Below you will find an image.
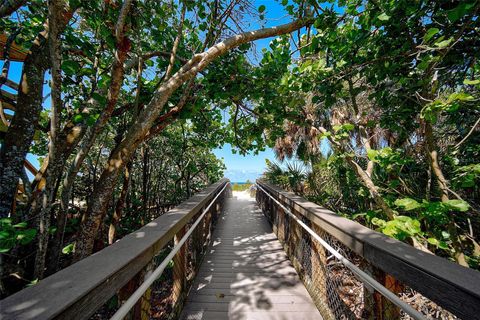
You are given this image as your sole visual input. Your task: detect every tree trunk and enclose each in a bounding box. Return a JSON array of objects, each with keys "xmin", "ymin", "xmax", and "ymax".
[
  {"xmin": 346, "ymin": 157, "xmax": 396, "ymax": 220},
  {"xmin": 141, "ymin": 145, "xmax": 149, "ymax": 218},
  {"xmin": 423, "ymin": 120, "xmax": 468, "ymax": 266},
  {"xmin": 108, "ymin": 161, "xmax": 132, "ymax": 244},
  {"xmin": 72, "ymin": 18, "xmax": 314, "ymax": 261},
  {"xmin": 424, "ymin": 121, "xmax": 449, "ymax": 201},
  {"xmin": 0, "ymin": 51, "xmax": 48, "ymax": 217},
  {"xmin": 0, "ymin": 4, "xmax": 74, "ymax": 218}
]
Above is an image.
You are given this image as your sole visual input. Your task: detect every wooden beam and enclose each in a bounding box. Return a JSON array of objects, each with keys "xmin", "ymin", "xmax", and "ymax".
[
  {"xmin": 1, "ymin": 89, "xmax": 17, "ymax": 101},
  {"xmin": 2, "ymin": 78, "xmax": 19, "ymax": 90},
  {"xmin": 24, "ymin": 159, "xmax": 38, "ymax": 176},
  {"xmin": 0, "ymin": 33, "xmax": 28, "ymax": 62},
  {"xmin": 0, "ymin": 179, "xmax": 229, "ymax": 320},
  {"xmin": 256, "ymin": 180, "xmax": 480, "ymax": 320}
]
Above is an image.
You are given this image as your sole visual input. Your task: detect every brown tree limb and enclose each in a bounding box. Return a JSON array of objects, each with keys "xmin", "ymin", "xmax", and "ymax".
[
  {"xmin": 164, "ymin": 4, "xmax": 186, "ymax": 81},
  {"xmin": 33, "ymin": 0, "xmax": 67, "ymax": 279},
  {"xmin": 0, "ymin": 1, "xmax": 75, "ymax": 217},
  {"xmin": 73, "ymin": 17, "xmax": 315, "ymax": 260},
  {"xmin": 0, "ymin": 0, "xmax": 27, "ymax": 18}
]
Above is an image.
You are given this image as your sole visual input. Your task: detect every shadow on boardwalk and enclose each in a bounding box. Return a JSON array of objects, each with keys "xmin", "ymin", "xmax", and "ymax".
[{"xmin": 180, "ymin": 192, "xmax": 322, "ymax": 320}]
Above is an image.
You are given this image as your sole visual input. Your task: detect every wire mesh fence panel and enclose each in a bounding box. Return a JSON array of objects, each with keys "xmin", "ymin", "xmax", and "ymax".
[
  {"xmin": 88, "ymin": 187, "xmax": 227, "ymax": 320},
  {"xmin": 257, "ymin": 186, "xmax": 462, "ymax": 320}
]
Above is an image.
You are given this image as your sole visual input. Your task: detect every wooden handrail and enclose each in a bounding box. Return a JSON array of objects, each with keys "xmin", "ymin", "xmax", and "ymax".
[
  {"xmin": 0, "ymin": 178, "xmax": 229, "ymax": 320},
  {"xmin": 256, "ymin": 180, "xmax": 480, "ymax": 320}
]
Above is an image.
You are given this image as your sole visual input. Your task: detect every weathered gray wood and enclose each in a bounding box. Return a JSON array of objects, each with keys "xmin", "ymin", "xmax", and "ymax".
[
  {"xmin": 257, "ymin": 180, "xmax": 480, "ymax": 320},
  {"xmin": 180, "ymin": 193, "xmax": 322, "ymax": 320},
  {"xmin": 364, "ymin": 241, "xmax": 480, "ymax": 320},
  {"xmin": 182, "ymin": 310, "xmax": 321, "ymax": 320},
  {"xmin": 0, "ymin": 89, "xmax": 16, "ymax": 101},
  {"xmin": 258, "ymin": 181, "xmax": 370, "ymax": 255},
  {"xmin": 3, "ymin": 78, "xmax": 19, "ymax": 90},
  {"xmin": 0, "ymin": 179, "xmax": 229, "ymax": 320}
]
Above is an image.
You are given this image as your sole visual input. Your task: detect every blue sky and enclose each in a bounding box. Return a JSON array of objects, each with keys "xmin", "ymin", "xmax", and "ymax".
[
  {"xmin": 2, "ymin": 1, "xmax": 294, "ymax": 182},
  {"xmin": 215, "ymin": 0, "xmax": 292, "ymax": 182}
]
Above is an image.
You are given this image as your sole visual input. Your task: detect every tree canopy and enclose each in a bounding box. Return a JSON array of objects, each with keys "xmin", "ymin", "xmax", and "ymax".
[{"xmin": 0, "ymin": 0, "xmax": 479, "ymax": 300}]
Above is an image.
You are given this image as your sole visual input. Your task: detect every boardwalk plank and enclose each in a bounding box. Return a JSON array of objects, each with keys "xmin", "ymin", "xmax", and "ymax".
[{"xmin": 180, "ymin": 192, "xmax": 322, "ymax": 320}]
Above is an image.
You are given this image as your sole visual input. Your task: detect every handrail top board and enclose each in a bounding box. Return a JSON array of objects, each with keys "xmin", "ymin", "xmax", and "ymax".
[
  {"xmin": 0, "ymin": 178, "xmax": 229, "ymax": 320},
  {"xmin": 257, "ymin": 179, "xmax": 480, "ymax": 319}
]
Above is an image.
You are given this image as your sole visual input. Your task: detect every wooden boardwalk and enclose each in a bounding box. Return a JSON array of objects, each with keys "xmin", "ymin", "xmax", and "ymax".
[{"xmin": 180, "ymin": 191, "xmax": 322, "ymax": 320}]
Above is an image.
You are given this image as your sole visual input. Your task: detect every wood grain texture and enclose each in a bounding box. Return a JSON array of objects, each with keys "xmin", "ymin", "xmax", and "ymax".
[
  {"xmin": 180, "ymin": 193, "xmax": 322, "ymax": 320},
  {"xmin": 257, "ymin": 180, "xmax": 480, "ymax": 320},
  {"xmin": 0, "ymin": 179, "xmax": 229, "ymax": 320}
]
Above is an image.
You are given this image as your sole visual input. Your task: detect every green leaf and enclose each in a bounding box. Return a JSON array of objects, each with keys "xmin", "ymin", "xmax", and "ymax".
[
  {"xmin": 0, "ymin": 231, "xmax": 11, "ymax": 239},
  {"xmin": 26, "ymin": 279, "xmax": 39, "ymax": 287},
  {"xmin": 394, "ymin": 198, "xmax": 421, "ymax": 211},
  {"xmin": 423, "ymin": 28, "xmax": 439, "ymax": 42},
  {"xmin": 448, "ymin": 92, "xmax": 474, "ymax": 102},
  {"xmin": 378, "ymin": 13, "xmax": 390, "ymax": 21},
  {"xmin": 464, "ymin": 79, "xmax": 480, "ymax": 85},
  {"xmin": 371, "ymin": 217, "xmax": 386, "ymax": 228},
  {"xmin": 92, "ymin": 92, "xmax": 107, "ymax": 106},
  {"xmin": 434, "ymin": 38, "xmax": 453, "ymax": 48},
  {"xmin": 404, "ymin": 218, "xmax": 421, "ymax": 234},
  {"xmin": 0, "ymin": 246, "xmax": 14, "ymax": 253},
  {"xmin": 72, "ymin": 114, "xmax": 84, "ymax": 124},
  {"xmin": 367, "ymin": 149, "xmax": 378, "ymax": 161},
  {"xmin": 427, "ymin": 237, "xmax": 439, "ymax": 245},
  {"xmin": 61, "ymin": 60, "xmax": 80, "ymax": 76},
  {"xmin": 438, "ymin": 241, "xmax": 449, "ymax": 250},
  {"xmin": 16, "ymin": 229, "xmax": 37, "ymax": 245},
  {"xmin": 86, "ymin": 114, "xmax": 99, "ymax": 126},
  {"xmin": 0, "ymin": 218, "xmax": 12, "ymax": 226},
  {"xmin": 443, "ymin": 199, "xmax": 470, "ymax": 212},
  {"xmin": 13, "ymin": 222, "xmax": 27, "ymax": 228},
  {"xmin": 258, "ymin": 5, "xmax": 266, "ymax": 13},
  {"xmin": 447, "ymin": 2, "xmax": 475, "ymax": 23},
  {"xmin": 62, "ymin": 243, "xmax": 75, "ymax": 254}
]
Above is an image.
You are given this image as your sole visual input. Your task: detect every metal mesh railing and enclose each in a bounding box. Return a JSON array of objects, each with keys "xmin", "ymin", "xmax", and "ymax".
[
  {"xmin": 89, "ymin": 182, "xmax": 229, "ymax": 320},
  {"xmin": 256, "ymin": 183, "xmax": 459, "ymax": 320}
]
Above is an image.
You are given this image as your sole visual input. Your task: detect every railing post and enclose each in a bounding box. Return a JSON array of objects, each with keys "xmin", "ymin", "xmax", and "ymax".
[
  {"xmin": 203, "ymin": 203, "xmax": 212, "ymax": 249},
  {"xmin": 275, "ymin": 202, "xmax": 283, "ymax": 241},
  {"xmin": 172, "ymin": 225, "xmax": 187, "ymax": 314},
  {"xmin": 118, "ymin": 268, "xmax": 150, "ymax": 320},
  {"xmin": 139, "ymin": 262, "xmax": 154, "ymax": 320},
  {"xmin": 310, "ymin": 224, "xmax": 336, "ymax": 320},
  {"xmin": 363, "ymin": 266, "xmax": 402, "ymax": 319}
]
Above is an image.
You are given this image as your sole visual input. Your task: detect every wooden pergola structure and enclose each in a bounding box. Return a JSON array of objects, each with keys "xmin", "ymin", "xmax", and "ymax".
[{"xmin": 1, "ymin": 33, "xmax": 38, "ymax": 205}]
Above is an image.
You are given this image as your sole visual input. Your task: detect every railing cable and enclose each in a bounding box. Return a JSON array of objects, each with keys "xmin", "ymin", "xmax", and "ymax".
[
  {"xmin": 110, "ymin": 181, "xmax": 229, "ymax": 320},
  {"xmin": 256, "ymin": 183, "xmax": 425, "ymax": 320}
]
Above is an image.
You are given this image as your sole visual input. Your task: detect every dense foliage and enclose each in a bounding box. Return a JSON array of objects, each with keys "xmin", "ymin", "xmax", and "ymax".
[
  {"xmin": 255, "ymin": 0, "xmax": 480, "ymax": 269},
  {"xmin": 0, "ymin": 0, "xmax": 479, "ymax": 300},
  {"xmin": 0, "ymin": 0, "xmax": 314, "ymax": 296}
]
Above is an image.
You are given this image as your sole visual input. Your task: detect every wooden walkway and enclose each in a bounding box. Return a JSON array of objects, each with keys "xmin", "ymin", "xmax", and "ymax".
[{"xmin": 180, "ymin": 191, "xmax": 322, "ymax": 320}]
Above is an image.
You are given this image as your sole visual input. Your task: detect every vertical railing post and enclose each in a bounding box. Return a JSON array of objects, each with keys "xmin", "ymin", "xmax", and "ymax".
[
  {"xmin": 172, "ymin": 225, "xmax": 187, "ymax": 314},
  {"xmin": 363, "ymin": 265, "xmax": 402, "ymax": 319},
  {"xmin": 310, "ymin": 224, "xmax": 336, "ymax": 320},
  {"xmin": 139, "ymin": 262, "xmax": 154, "ymax": 320},
  {"xmin": 118, "ymin": 268, "xmax": 150, "ymax": 320},
  {"xmin": 203, "ymin": 202, "xmax": 212, "ymax": 250}
]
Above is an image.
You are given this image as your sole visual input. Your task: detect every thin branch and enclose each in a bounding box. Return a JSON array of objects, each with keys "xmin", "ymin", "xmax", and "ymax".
[
  {"xmin": 115, "ymin": 0, "xmax": 133, "ymax": 43},
  {"xmin": 165, "ymin": 3, "xmax": 186, "ymax": 81},
  {"xmin": 455, "ymin": 116, "xmax": 480, "ymax": 149}
]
